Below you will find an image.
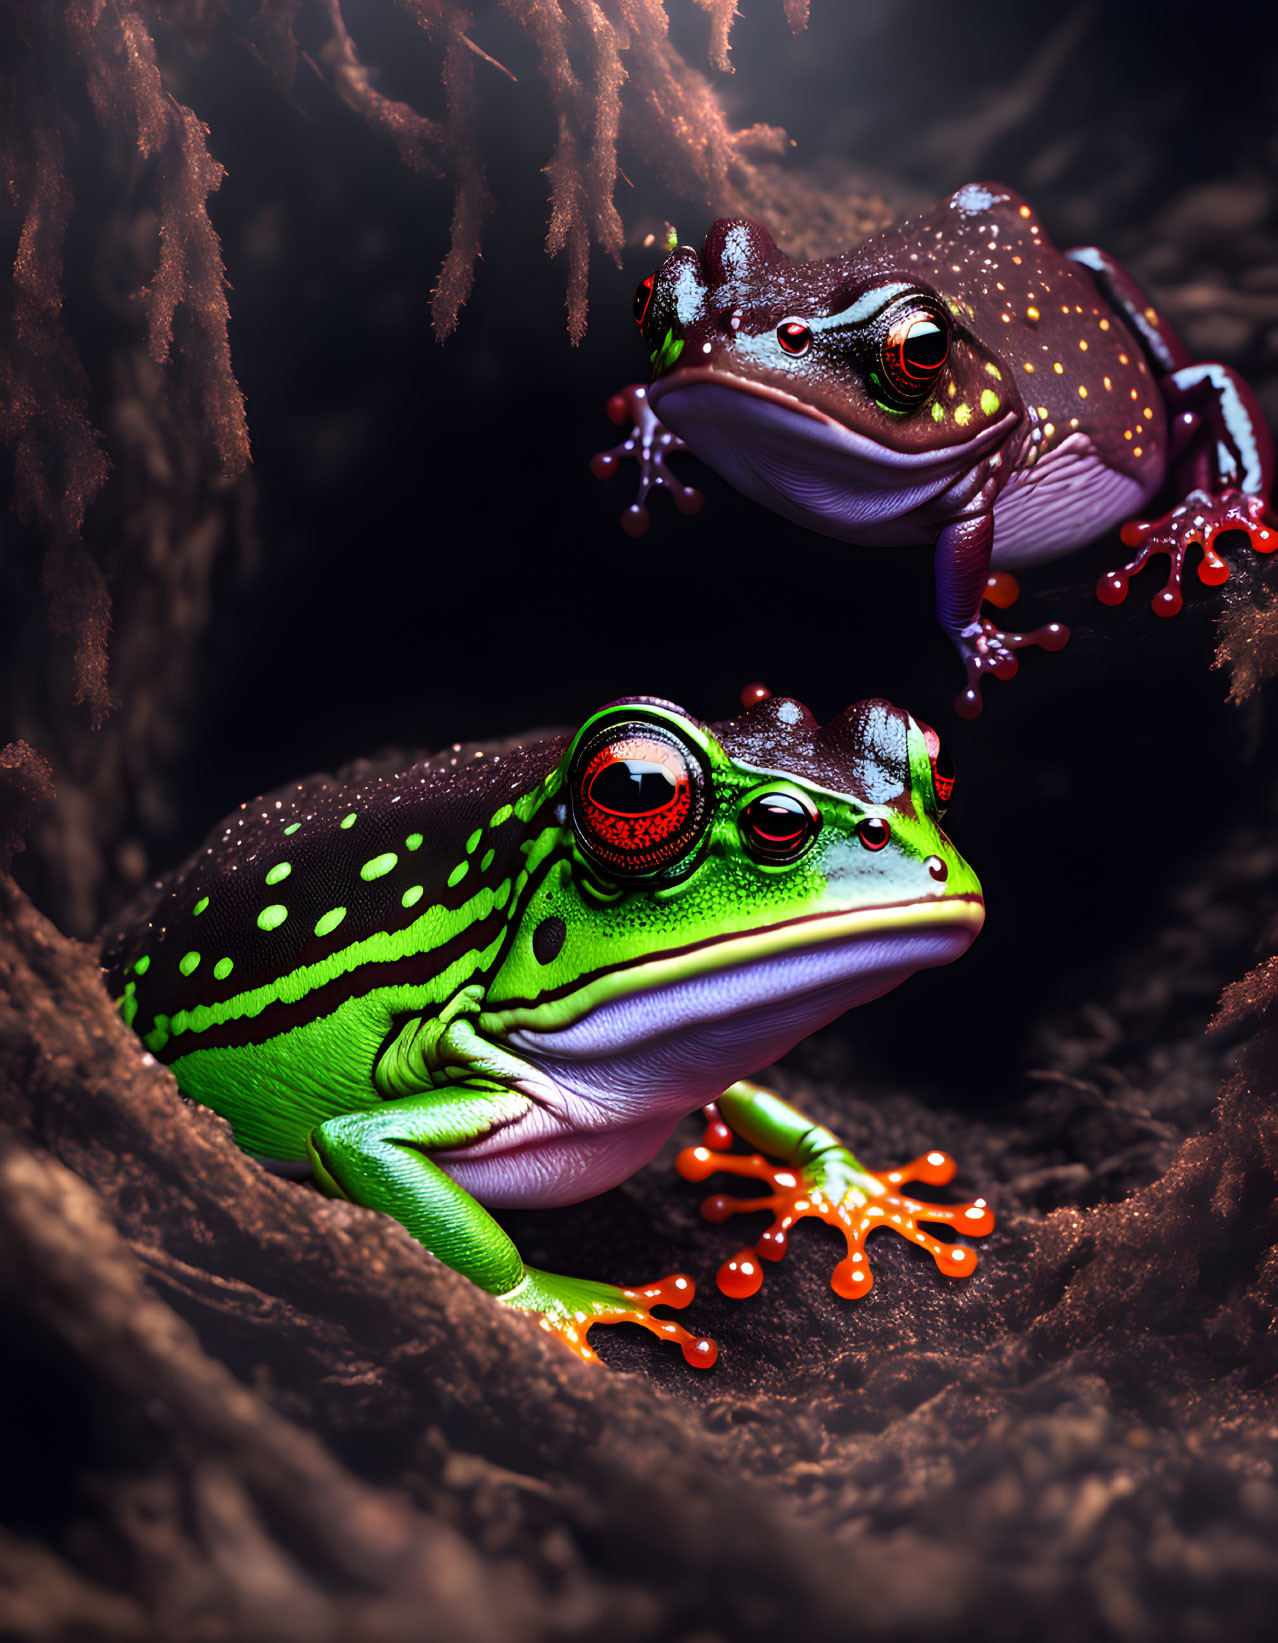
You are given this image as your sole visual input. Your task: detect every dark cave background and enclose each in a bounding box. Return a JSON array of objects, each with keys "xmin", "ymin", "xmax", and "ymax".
[
  {"xmin": 4, "ymin": 3, "xmax": 1278, "ymax": 1640},
  {"xmin": 6, "ymin": 0, "xmax": 1278, "ymax": 1104}
]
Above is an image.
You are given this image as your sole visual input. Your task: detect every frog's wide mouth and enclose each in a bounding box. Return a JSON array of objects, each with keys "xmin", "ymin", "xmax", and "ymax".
[
  {"xmin": 483, "ymin": 893, "xmax": 984, "ymax": 1044},
  {"xmin": 648, "ymin": 366, "xmax": 1015, "ymax": 541},
  {"xmin": 649, "ymin": 364, "xmax": 1013, "ymax": 466}
]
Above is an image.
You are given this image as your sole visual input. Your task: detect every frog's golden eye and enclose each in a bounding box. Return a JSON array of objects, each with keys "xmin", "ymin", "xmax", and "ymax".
[
  {"xmin": 875, "ymin": 295, "xmax": 951, "ymax": 408},
  {"xmin": 739, "ymin": 789, "xmax": 821, "ymax": 864},
  {"xmin": 634, "ymin": 273, "xmax": 656, "ymax": 330},
  {"xmin": 776, "ymin": 319, "xmax": 812, "ymax": 356},
  {"xmin": 571, "ymin": 717, "xmax": 711, "ymax": 878}
]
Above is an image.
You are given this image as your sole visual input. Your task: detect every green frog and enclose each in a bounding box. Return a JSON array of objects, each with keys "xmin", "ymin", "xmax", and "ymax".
[{"xmin": 102, "ymin": 691, "xmax": 993, "ymax": 1367}]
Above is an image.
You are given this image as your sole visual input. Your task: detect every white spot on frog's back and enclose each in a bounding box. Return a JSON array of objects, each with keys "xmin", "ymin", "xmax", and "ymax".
[{"xmin": 950, "ymin": 184, "xmax": 1009, "ymax": 216}]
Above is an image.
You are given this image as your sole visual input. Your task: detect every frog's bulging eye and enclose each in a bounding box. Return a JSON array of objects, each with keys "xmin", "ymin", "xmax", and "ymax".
[
  {"xmin": 876, "ymin": 295, "xmax": 951, "ymax": 408},
  {"xmin": 857, "ymin": 817, "xmax": 891, "ymax": 851},
  {"xmin": 634, "ymin": 273, "xmax": 656, "ymax": 330},
  {"xmin": 776, "ymin": 319, "xmax": 812, "ymax": 356},
  {"xmin": 571, "ymin": 718, "xmax": 711, "ymax": 878},
  {"xmin": 740, "ymin": 790, "xmax": 821, "ymax": 864}
]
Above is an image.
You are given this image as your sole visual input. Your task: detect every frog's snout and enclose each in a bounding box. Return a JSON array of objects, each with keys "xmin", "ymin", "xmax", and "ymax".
[{"xmin": 641, "ymin": 216, "xmax": 789, "ymax": 375}]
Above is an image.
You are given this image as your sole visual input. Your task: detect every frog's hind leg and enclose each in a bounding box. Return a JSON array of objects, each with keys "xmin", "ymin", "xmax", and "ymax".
[
  {"xmin": 1068, "ymin": 245, "xmax": 1277, "ymax": 613},
  {"xmin": 934, "ymin": 514, "xmax": 1069, "ymax": 719},
  {"xmin": 308, "ymin": 1070, "xmax": 715, "ymax": 1369},
  {"xmin": 1066, "ymin": 246, "xmax": 1194, "ymax": 375},
  {"xmin": 676, "ymin": 1082, "xmax": 994, "ymax": 1302},
  {"xmin": 1097, "ymin": 364, "xmax": 1277, "ymax": 614}
]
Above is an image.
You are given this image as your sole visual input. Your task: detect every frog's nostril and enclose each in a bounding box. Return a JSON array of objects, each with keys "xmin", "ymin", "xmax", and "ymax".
[{"xmin": 925, "ymin": 855, "xmax": 948, "ymax": 882}]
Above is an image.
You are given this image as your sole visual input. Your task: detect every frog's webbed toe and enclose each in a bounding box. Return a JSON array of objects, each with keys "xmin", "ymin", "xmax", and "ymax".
[
  {"xmin": 591, "ymin": 383, "xmax": 703, "ymax": 537},
  {"xmin": 509, "ymin": 1266, "xmax": 717, "ymax": 1368},
  {"xmin": 676, "ymin": 1098, "xmax": 995, "ymax": 1304},
  {"xmin": 1098, "ymin": 487, "xmax": 1278, "ymax": 617},
  {"xmin": 951, "ymin": 615, "xmax": 1070, "ymax": 720}
]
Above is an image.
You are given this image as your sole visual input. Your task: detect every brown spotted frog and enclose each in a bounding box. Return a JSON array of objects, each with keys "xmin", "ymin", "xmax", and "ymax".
[{"xmin": 595, "ymin": 182, "xmax": 1275, "ymax": 716}]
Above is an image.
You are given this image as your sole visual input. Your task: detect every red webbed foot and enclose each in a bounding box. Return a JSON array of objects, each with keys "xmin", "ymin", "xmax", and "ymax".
[
  {"xmin": 952, "ymin": 615, "xmax": 1069, "ymax": 720},
  {"xmin": 675, "ymin": 1114, "xmax": 994, "ymax": 1303},
  {"xmin": 590, "ymin": 384, "xmax": 703, "ymax": 537},
  {"xmin": 1098, "ymin": 487, "xmax": 1277, "ymax": 616}
]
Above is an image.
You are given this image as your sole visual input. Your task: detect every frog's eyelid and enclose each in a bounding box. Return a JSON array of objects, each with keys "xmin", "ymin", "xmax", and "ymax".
[{"xmin": 815, "ymin": 282, "xmax": 918, "ymax": 332}]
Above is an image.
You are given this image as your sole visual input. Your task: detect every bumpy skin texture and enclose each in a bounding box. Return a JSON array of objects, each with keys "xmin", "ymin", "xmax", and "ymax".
[
  {"xmin": 610, "ymin": 182, "xmax": 1275, "ymax": 715},
  {"xmin": 102, "ymin": 694, "xmax": 989, "ymax": 1367}
]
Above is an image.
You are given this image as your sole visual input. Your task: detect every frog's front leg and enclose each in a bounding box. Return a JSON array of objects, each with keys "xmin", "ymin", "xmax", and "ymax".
[
  {"xmin": 590, "ymin": 383, "xmax": 703, "ymax": 537},
  {"xmin": 934, "ymin": 514, "xmax": 1069, "ymax": 719},
  {"xmin": 1097, "ymin": 363, "xmax": 1277, "ymax": 615},
  {"xmin": 308, "ymin": 1017, "xmax": 716, "ymax": 1369},
  {"xmin": 676, "ymin": 1081, "xmax": 994, "ymax": 1301}
]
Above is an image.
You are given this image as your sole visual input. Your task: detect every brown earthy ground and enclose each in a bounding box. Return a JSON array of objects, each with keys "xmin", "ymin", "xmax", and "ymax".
[{"xmin": 3, "ymin": 739, "xmax": 1278, "ymax": 1642}]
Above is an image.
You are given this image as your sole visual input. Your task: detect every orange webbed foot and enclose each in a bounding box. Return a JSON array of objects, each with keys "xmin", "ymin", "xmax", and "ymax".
[
  {"xmin": 522, "ymin": 1267, "xmax": 718, "ymax": 1368},
  {"xmin": 676, "ymin": 1117, "xmax": 994, "ymax": 1303}
]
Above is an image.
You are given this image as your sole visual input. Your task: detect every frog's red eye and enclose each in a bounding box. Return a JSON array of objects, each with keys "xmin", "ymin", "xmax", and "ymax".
[
  {"xmin": 876, "ymin": 295, "xmax": 951, "ymax": 408},
  {"xmin": 776, "ymin": 319, "xmax": 812, "ymax": 356},
  {"xmin": 571, "ymin": 717, "xmax": 711, "ymax": 878},
  {"xmin": 740, "ymin": 790, "xmax": 821, "ymax": 864},
  {"xmin": 634, "ymin": 274, "xmax": 656, "ymax": 329},
  {"xmin": 857, "ymin": 817, "xmax": 891, "ymax": 851}
]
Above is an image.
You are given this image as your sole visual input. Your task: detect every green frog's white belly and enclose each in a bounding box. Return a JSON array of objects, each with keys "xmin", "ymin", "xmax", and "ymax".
[{"xmin": 434, "ymin": 918, "xmax": 973, "ymax": 1207}]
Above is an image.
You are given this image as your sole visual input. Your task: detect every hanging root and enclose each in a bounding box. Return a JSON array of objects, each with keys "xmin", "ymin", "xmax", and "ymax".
[
  {"xmin": 1, "ymin": 1, "xmax": 249, "ymax": 724},
  {"xmin": 2, "ymin": 2, "xmax": 892, "ymax": 724}
]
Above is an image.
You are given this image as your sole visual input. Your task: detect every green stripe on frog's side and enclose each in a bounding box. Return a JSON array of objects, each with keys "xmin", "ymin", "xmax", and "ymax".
[{"xmin": 102, "ymin": 693, "xmax": 987, "ymax": 1370}]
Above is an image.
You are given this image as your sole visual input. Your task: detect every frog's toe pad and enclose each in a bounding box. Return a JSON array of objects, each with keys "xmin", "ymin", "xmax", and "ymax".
[
  {"xmin": 526, "ymin": 1269, "xmax": 717, "ymax": 1368},
  {"xmin": 592, "ymin": 383, "xmax": 702, "ymax": 534},
  {"xmin": 953, "ymin": 617, "xmax": 1069, "ymax": 719},
  {"xmin": 1101, "ymin": 489, "xmax": 1276, "ymax": 616},
  {"xmin": 678, "ymin": 1140, "xmax": 995, "ymax": 1302}
]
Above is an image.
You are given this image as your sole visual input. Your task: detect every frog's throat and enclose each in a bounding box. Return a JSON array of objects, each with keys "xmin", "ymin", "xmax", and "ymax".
[
  {"xmin": 483, "ymin": 894, "xmax": 983, "ymax": 1042},
  {"xmin": 647, "ymin": 367, "xmax": 1016, "ymax": 542},
  {"xmin": 649, "ymin": 364, "xmax": 1015, "ymax": 468}
]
